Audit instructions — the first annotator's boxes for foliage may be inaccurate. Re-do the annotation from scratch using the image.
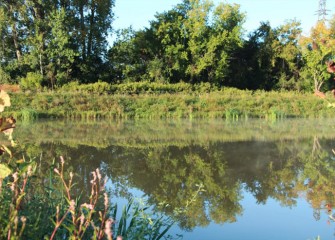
[299,21,335,92]
[0,67,11,84]
[19,72,43,91]
[61,81,112,94]
[6,86,335,120]
[0,0,334,94]
[108,0,246,86]
[0,0,115,85]
[111,199,175,240]
[243,20,302,90]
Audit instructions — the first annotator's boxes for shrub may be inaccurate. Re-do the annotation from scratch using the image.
[20,72,43,91]
[61,81,111,94]
[0,67,11,84]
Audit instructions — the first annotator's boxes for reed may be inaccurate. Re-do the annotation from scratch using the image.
[7,86,335,120]
[18,108,38,122]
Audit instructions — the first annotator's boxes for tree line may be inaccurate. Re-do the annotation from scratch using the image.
[0,0,114,89]
[1,0,335,93]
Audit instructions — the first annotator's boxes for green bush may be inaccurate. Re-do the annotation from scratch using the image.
[20,72,43,91]
[0,67,11,84]
[60,81,111,94]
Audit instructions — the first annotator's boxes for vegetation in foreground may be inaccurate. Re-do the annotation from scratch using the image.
[0,92,176,239]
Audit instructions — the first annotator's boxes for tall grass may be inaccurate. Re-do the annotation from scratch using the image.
[7,86,335,120]
[18,108,38,122]
[0,155,176,239]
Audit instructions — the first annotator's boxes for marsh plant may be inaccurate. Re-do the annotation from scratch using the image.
[0,156,116,239]
[50,159,114,240]
[0,90,175,239]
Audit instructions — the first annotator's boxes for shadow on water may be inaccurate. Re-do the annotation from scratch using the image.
[9,118,335,238]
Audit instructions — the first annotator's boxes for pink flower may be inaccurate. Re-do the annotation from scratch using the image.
[60,156,65,165]
[69,200,76,212]
[96,168,101,180]
[80,214,85,226]
[20,216,26,223]
[27,165,33,176]
[104,193,109,208]
[81,203,94,210]
[91,171,97,183]
[104,218,114,240]
[12,172,18,182]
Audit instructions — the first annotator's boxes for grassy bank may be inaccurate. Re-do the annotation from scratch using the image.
[6,86,335,120]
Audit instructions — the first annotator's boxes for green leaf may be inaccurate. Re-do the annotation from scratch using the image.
[0,163,12,178]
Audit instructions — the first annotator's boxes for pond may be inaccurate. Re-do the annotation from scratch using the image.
[7,119,335,239]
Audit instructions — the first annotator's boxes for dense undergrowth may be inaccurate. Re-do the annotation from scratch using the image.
[7,82,335,120]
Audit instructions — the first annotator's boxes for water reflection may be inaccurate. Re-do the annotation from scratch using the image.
[12,119,335,237]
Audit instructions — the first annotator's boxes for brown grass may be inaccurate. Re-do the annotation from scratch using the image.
[0,84,21,93]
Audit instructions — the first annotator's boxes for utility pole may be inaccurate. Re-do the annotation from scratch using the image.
[316,0,328,21]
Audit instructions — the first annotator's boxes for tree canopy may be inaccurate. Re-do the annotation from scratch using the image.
[1,0,335,93]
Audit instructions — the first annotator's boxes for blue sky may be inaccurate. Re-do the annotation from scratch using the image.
[112,0,335,36]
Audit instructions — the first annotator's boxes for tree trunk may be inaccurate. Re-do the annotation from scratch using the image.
[79,3,86,60]
[11,23,22,62]
[87,1,96,56]
[31,0,45,76]
[9,4,22,62]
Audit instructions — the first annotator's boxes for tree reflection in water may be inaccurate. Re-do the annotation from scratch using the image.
[12,119,335,232]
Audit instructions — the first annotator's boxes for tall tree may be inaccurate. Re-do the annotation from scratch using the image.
[0,1,27,64]
[72,0,115,83]
[229,21,302,91]
[274,20,303,90]
[45,8,77,88]
[0,0,115,87]
[299,21,335,93]
[108,0,245,85]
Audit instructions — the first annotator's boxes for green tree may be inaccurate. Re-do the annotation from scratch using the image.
[299,21,335,92]
[72,0,115,83]
[108,0,245,85]
[0,0,115,87]
[274,20,303,90]
[229,21,302,90]
[108,27,151,82]
[45,8,77,88]
[0,0,28,82]
[205,2,245,86]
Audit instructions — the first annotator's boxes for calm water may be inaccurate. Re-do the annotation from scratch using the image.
[12,119,335,239]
